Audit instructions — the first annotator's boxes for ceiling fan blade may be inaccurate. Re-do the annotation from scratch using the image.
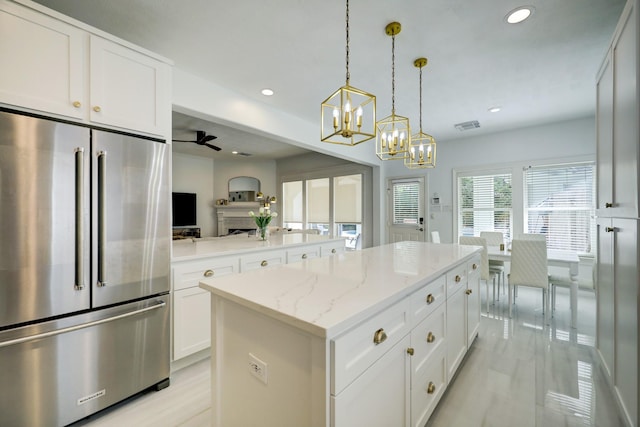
[204,142,222,151]
[202,134,217,143]
[172,139,193,143]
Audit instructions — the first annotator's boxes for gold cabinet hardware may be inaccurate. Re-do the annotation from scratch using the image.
[301,253,307,259]
[260,260,268,267]
[407,347,414,356]
[331,248,337,254]
[605,202,613,208]
[425,294,435,304]
[426,332,435,343]
[203,269,214,278]
[427,382,436,394]
[466,289,472,295]
[93,106,101,112]
[373,328,387,345]
[606,227,615,232]
[455,275,461,283]
[472,263,478,270]
[72,101,81,108]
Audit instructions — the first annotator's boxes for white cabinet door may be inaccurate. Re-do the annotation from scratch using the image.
[333,335,411,427]
[466,259,481,346]
[89,36,170,136]
[0,2,84,118]
[596,51,614,215]
[596,217,615,380]
[446,285,466,380]
[173,287,211,360]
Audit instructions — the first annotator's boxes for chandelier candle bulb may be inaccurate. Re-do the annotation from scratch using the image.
[332,108,339,129]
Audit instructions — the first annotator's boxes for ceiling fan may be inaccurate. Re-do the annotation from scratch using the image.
[173,130,221,151]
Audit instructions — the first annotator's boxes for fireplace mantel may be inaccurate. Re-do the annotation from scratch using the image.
[216,203,262,236]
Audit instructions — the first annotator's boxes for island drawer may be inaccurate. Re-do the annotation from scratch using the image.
[320,240,346,257]
[331,297,411,395]
[409,274,446,325]
[446,263,467,296]
[240,249,286,272]
[286,244,321,263]
[173,256,239,291]
[410,302,446,375]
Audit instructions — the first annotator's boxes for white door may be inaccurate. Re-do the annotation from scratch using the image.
[387,177,426,243]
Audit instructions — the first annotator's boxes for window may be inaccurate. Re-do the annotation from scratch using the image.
[457,172,513,239]
[524,162,595,254]
[282,181,302,230]
[306,178,329,234]
[392,180,420,225]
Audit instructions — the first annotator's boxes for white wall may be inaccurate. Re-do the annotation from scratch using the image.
[172,152,215,236]
[382,116,597,243]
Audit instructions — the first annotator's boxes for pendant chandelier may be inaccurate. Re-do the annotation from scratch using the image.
[405,57,436,169]
[321,0,376,146]
[376,22,411,161]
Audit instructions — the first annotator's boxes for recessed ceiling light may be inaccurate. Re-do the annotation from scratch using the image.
[488,106,501,113]
[232,151,238,155]
[505,6,534,24]
[261,88,274,96]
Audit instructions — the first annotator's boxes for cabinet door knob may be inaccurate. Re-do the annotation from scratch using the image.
[605,202,613,208]
[427,382,436,394]
[73,101,81,108]
[466,289,472,295]
[331,248,337,254]
[472,263,478,270]
[455,275,461,283]
[93,106,102,112]
[425,294,435,304]
[301,253,307,259]
[406,347,414,356]
[373,328,387,345]
[426,332,435,343]
[260,260,268,267]
[606,227,615,233]
[203,269,214,278]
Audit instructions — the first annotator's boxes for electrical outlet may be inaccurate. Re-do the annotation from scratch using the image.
[248,353,268,384]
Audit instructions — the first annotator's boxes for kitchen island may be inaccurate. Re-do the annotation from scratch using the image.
[200,241,481,427]
[171,233,345,362]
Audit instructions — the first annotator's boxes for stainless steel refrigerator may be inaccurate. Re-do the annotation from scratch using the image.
[0,109,171,426]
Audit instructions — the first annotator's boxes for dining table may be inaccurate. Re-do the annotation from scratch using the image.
[487,245,580,328]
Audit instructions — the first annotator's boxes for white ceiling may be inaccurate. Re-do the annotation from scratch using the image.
[32,0,626,160]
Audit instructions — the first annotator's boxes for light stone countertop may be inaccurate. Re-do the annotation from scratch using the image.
[200,241,480,339]
[172,233,344,262]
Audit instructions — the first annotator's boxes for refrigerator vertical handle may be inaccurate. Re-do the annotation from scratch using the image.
[74,148,85,290]
[97,150,107,287]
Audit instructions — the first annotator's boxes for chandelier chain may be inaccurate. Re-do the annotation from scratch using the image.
[419,65,423,131]
[391,34,396,114]
[345,0,350,84]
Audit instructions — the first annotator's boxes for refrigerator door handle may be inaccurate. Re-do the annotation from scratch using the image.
[0,300,166,349]
[74,147,85,290]
[97,150,107,287]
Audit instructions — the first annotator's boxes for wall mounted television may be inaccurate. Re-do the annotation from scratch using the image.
[172,192,197,227]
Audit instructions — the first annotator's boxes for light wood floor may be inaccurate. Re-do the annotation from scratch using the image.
[71,286,624,427]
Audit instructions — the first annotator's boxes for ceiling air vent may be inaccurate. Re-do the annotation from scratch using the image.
[454,120,480,131]
[236,152,252,157]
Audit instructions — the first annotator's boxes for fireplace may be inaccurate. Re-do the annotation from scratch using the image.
[216,204,261,236]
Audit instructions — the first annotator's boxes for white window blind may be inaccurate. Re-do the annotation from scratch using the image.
[334,174,362,223]
[458,173,512,238]
[306,178,329,223]
[392,181,420,225]
[524,163,595,254]
[283,181,302,222]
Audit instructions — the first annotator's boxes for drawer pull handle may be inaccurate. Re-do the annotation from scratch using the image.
[466,289,472,295]
[302,253,307,259]
[203,269,214,278]
[331,248,337,254]
[93,105,102,113]
[426,332,435,343]
[605,202,613,208]
[260,260,268,267]
[73,101,81,108]
[472,263,478,270]
[427,382,436,394]
[426,294,435,304]
[455,275,461,283]
[373,328,387,345]
[407,347,414,356]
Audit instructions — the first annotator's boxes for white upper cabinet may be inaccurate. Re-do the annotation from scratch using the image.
[0,0,171,137]
[0,2,85,119]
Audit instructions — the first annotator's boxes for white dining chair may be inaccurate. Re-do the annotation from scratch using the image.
[515,233,546,241]
[508,238,551,323]
[459,236,497,312]
[480,231,506,297]
[431,231,441,243]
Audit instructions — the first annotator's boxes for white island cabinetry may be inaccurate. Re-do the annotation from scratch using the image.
[171,235,345,361]
[201,242,481,427]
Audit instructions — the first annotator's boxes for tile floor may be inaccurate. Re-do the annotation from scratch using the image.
[72,285,626,427]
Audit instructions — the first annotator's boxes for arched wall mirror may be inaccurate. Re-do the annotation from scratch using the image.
[228,176,261,202]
